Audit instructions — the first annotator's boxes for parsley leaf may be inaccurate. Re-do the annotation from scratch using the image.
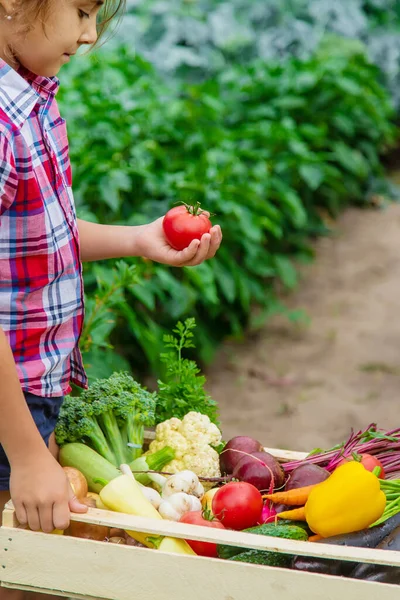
[155,318,219,425]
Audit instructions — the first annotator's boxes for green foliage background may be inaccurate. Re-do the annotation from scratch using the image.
[58,2,399,383]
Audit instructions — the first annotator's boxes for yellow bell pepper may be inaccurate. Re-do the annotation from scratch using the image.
[305,461,386,538]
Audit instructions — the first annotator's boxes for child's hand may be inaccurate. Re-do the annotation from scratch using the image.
[134,217,222,267]
[9,450,87,533]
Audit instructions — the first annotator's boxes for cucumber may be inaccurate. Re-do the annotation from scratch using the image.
[217,523,308,560]
[277,519,313,536]
[231,549,290,568]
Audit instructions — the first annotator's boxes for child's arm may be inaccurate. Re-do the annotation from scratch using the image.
[77,217,222,266]
[0,328,86,532]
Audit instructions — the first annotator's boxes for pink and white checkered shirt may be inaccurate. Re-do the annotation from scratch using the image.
[0,59,88,397]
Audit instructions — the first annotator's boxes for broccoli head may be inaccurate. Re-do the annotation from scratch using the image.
[55,372,157,466]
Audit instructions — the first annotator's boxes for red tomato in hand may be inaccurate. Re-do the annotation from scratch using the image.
[212,482,263,530]
[337,453,386,479]
[162,203,212,250]
[180,511,225,557]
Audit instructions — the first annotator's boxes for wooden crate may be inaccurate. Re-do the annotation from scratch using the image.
[1,447,400,600]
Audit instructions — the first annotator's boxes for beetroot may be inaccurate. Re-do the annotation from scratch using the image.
[285,463,330,491]
[219,436,263,475]
[232,451,285,492]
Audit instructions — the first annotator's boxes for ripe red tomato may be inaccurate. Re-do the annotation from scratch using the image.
[162,203,212,250]
[212,482,263,530]
[337,453,386,479]
[180,511,225,558]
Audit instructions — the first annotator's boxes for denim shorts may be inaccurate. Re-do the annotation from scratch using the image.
[0,392,64,491]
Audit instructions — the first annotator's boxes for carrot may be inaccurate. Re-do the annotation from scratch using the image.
[308,534,323,542]
[263,484,317,506]
[276,507,307,521]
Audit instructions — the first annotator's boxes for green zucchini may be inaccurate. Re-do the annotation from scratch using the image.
[217,523,308,560]
[231,549,290,568]
[59,442,121,493]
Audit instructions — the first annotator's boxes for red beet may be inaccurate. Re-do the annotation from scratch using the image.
[285,463,330,490]
[220,436,263,475]
[232,451,285,492]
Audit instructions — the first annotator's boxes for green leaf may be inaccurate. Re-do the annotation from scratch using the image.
[212,261,236,303]
[274,256,298,289]
[131,283,156,311]
[332,142,369,179]
[299,164,324,190]
[83,348,132,384]
[279,187,307,228]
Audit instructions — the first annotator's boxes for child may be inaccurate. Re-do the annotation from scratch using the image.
[0,2,222,597]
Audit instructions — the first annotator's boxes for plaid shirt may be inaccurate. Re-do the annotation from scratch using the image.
[0,59,88,397]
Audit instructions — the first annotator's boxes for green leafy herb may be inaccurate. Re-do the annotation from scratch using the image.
[155,318,219,425]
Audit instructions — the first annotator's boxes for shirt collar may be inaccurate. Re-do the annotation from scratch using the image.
[0,59,60,128]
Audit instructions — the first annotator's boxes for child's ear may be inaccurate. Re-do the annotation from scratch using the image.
[0,0,16,18]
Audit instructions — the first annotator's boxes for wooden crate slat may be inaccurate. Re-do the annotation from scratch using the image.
[3,504,400,568]
[2,582,104,600]
[1,526,399,600]
[4,503,400,567]
[263,447,308,461]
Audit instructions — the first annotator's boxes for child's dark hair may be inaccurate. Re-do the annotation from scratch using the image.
[19,0,126,44]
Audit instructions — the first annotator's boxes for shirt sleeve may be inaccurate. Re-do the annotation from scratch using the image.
[0,133,17,217]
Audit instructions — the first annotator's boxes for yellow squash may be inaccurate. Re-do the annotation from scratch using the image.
[305,461,386,538]
[158,537,196,555]
[100,474,163,548]
[99,475,196,552]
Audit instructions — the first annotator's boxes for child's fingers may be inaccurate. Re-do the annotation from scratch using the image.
[183,233,211,266]
[25,504,41,531]
[173,238,200,264]
[14,502,28,528]
[191,233,211,264]
[206,225,222,259]
[39,504,56,534]
[52,499,71,531]
[68,485,88,514]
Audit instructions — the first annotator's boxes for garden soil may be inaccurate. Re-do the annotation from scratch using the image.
[206,178,400,454]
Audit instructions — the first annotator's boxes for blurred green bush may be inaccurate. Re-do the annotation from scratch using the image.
[119,0,400,109]
[59,39,396,381]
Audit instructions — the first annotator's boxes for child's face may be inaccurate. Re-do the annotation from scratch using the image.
[1,0,103,77]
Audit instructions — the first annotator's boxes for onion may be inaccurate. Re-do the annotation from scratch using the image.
[68,519,109,541]
[110,528,125,538]
[86,492,100,504]
[80,496,97,509]
[63,466,88,499]
[66,495,109,541]
[108,536,126,545]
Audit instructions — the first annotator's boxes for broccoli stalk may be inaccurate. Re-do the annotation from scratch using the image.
[94,404,128,468]
[121,418,144,462]
[77,416,117,466]
[55,372,158,467]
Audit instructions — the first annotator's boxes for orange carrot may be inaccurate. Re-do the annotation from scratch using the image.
[276,507,307,521]
[308,534,323,542]
[263,484,317,506]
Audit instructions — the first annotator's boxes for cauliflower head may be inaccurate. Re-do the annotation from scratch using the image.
[147,411,222,479]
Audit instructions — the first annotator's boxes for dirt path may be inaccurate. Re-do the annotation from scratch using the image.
[206,192,400,453]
